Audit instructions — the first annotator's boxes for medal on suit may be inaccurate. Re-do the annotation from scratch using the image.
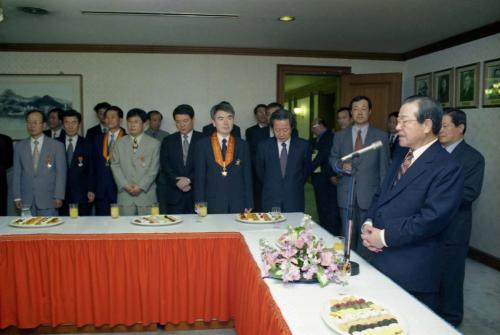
[78,156,84,167]
[45,156,53,168]
[222,163,228,176]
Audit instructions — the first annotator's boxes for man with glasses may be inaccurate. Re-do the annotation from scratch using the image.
[361,96,464,311]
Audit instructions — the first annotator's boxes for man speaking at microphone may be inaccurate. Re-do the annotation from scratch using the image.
[361,96,464,310]
[330,96,389,259]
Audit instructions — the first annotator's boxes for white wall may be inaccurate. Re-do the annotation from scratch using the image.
[0,52,405,135]
[404,33,500,258]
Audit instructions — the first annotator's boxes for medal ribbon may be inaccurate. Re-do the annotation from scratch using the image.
[210,132,235,170]
[102,129,124,161]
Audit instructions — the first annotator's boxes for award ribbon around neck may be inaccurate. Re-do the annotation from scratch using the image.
[102,129,124,163]
[211,133,235,176]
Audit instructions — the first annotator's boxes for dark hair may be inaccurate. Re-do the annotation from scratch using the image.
[314,118,328,128]
[253,104,267,114]
[266,102,283,111]
[443,108,467,134]
[173,104,195,119]
[48,108,64,121]
[126,108,147,122]
[63,109,82,123]
[403,95,442,134]
[388,111,399,119]
[25,109,46,122]
[94,102,111,113]
[147,110,163,120]
[337,107,351,117]
[270,108,296,129]
[104,106,124,119]
[210,101,235,119]
[349,96,372,111]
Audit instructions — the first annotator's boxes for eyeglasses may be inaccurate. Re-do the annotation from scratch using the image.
[396,118,418,127]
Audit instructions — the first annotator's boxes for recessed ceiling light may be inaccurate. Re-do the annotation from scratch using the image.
[17,6,49,15]
[278,15,295,22]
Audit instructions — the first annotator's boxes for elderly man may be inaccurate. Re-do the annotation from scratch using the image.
[361,96,464,310]
[437,108,485,326]
[145,110,170,142]
[13,110,66,215]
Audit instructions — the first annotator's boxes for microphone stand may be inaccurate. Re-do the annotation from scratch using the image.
[334,157,360,276]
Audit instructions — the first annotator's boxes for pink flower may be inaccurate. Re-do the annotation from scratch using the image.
[320,251,334,267]
[294,238,305,249]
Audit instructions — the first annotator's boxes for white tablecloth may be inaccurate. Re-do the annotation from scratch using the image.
[0,213,459,335]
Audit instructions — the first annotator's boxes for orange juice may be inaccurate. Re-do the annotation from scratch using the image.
[111,204,119,219]
[151,204,160,216]
[69,204,79,219]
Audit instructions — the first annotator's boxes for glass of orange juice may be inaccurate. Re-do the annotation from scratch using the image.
[334,236,345,257]
[195,202,207,221]
[69,203,79,219]
[151,203,160,216]
[111,203,120,219]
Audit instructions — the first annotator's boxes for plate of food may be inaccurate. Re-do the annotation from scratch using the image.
[131,215,182,226]
[236,212,286,224]
[321,295,408,335]
[9,216,64,228]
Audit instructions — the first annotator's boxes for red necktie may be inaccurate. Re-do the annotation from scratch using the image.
[354,130,363,151]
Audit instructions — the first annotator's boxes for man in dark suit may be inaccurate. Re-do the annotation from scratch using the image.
[194,101,253,213]
[256,108,310,212]
[85,102,111,142]
[159,104,204,214]
[437,108,485,326]
[43,108,65,139]
[245,103,267,211]
[310,118,340,235]
[329,96,389,257]
[361,96,464,310]
[387,111,400,159]
[58,110,93,216]
[89,106,126,215]
[0,133,13,215]
[202,102,241,138]
[336,107,352,130]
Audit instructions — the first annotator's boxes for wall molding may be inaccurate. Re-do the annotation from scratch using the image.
[468,247,500,272]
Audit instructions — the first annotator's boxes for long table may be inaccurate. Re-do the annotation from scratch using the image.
[0,213,460,334]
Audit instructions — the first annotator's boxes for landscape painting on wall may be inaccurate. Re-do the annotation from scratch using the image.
[0,74,82,140]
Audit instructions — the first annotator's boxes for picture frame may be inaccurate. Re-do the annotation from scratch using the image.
[482,58,500,107]
[414,73,432,97]
[455,63,479,108]
[0,74,83,140]
[433,68,454,108]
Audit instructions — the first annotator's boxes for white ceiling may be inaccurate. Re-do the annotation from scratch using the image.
[1,0,500,54]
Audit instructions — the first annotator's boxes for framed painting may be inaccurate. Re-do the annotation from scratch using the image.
[483,58,500,107]
[414,73,432,97]
[0,74,83,140]
[433,68,454,108]
[455,63,479,108]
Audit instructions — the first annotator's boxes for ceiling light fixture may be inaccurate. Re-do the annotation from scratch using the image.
[81,10,239,19]
[278,16,295,22]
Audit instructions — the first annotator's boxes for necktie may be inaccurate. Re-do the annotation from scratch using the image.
[67,138,74,166]
[132,137,138,153]
[108,133,115,153]
[33,140,40,172]
[394,149,414,186]
[354,129,363,151]
[280,142,288,178]
[52,131,56,138]
[221,138,227,161]
[182,134,189,165]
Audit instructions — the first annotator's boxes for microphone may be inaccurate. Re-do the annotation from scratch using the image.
[340,140,383,162]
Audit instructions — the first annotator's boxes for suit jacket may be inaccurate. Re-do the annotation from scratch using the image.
[85,124,105,142]
[444,140,485,245]
[329,125,390,209]
[145,128,170,143]
[58,135,92,204]
[194,136,253,213]
[160,131,204,205]
[89,128,127,201]
[43,128,65,140]
[0,134,13,215]
[202,124,241,138]
[12,136,67,209]
[365,141,464,293]
[256,137,311,212]
[388,133,401,159]
[111,134,160,206]
[245,124,267,165]
[311,130,335,178]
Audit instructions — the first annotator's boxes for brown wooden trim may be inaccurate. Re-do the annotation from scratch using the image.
[0,43,403,61]
[0,320,234,334]
[468,247,500,272]
[403,20,500,60]
[277,64,351,104]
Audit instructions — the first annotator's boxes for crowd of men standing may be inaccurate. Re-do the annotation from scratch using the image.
[0,94,485,328]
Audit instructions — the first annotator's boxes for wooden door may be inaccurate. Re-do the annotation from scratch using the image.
[340,73,402,130]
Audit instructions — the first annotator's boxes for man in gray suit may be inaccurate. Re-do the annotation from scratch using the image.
[145,110,169,142]
[13,110,67,216]
[437,108,485,326]
[111,108,160,216]
[330,96,389,257]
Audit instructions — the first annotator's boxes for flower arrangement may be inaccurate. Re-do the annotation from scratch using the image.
[260,218,340,287]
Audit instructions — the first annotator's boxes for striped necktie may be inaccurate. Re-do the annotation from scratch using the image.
[394,150,414,186]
